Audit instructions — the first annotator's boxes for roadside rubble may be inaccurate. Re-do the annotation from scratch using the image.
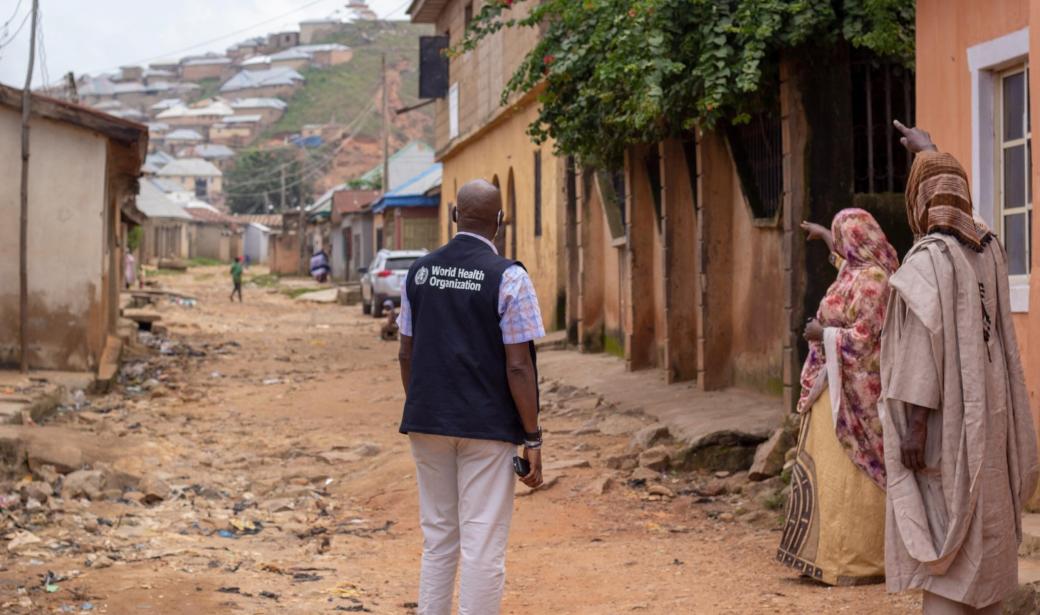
[0,324,396,613]
[526,378,793,528]
[0,330,794,612]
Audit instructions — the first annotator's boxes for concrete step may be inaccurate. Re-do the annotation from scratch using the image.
[535,330,568,351]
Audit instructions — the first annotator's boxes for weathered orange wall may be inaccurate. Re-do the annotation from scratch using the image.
[917,0,1040,427]
[728,170,785,394]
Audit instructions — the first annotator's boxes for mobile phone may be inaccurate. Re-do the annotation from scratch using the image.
[512,456,531,477]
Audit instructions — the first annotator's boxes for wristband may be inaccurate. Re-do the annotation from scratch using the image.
[524,427,542,441]
[523,440,542,450]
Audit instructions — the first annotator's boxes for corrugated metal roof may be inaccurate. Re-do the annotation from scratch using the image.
[271,49,312,61]
[223,114,262,124]
[109,108,147,120]
[220,68,304,93]
[371,163,442,213]
[183,56,232,66]
[193,144,235,158]
[149,177,184,193]
[164,128,204,141]
[185,205,235,224]
[231,97,287,110]
[150,97,183,111]
[234,214,283,228]
[157,158,223,177]
[137,179,193,220]
[156,101,233,119]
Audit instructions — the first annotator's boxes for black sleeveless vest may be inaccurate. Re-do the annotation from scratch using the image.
[399,234,535,444]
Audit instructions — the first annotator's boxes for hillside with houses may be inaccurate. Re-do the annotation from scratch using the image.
[35,4,436,273]
[51,7,430,216]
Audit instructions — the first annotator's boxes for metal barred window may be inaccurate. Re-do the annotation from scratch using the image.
[851,55,915,194]
[725,101,783,223]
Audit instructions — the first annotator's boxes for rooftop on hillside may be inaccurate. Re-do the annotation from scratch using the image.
[220,67,304,93]
[157,158,223,177]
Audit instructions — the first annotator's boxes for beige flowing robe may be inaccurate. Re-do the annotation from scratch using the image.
[880,233,1039,608]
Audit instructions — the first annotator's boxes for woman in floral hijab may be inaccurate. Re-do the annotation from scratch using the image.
[777,208,898,586]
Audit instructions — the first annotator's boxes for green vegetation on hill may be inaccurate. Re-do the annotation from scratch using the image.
[269,20,433,143]
[195,77,222,101]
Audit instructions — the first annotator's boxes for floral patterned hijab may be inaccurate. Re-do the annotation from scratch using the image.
[832,209,899,274]
[797,208,896,489]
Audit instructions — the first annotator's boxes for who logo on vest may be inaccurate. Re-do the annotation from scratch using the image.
[414,266,429,286]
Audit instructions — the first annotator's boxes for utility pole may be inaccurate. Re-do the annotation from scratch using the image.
[280,166,287,211]
[19,0,40,374]
[298,167,306,273]
[64,71,78,104]
[381,53,389,193]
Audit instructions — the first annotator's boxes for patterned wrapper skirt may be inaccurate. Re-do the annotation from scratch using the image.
[776,389,885,586]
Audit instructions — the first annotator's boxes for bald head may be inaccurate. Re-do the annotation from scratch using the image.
[455,179,502,240]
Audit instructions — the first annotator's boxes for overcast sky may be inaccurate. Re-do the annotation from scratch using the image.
[0,0,412,88]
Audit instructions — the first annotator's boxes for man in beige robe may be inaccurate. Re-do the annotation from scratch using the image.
[881,122,1039,614]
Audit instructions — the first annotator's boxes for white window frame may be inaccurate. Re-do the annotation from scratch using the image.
[995,65,1033,291]
[969,27,1031,312]
[448,82,460,140]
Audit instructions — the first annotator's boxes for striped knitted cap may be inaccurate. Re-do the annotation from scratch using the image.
[905,151,984,250]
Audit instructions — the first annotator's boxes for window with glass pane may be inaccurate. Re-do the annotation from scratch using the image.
[998,66,1032,276]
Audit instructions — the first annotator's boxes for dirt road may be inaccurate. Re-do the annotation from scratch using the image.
[0,266,919,614]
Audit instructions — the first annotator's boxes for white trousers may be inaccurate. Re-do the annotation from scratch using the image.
[409,433,516,615]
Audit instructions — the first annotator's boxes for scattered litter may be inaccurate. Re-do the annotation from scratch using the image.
[292,572,322,583]
[45,584,60,593]
[329,583,360,598]
[228,518,262,536]
[262,378,282,386]
[217,587,242,594]
[80,603,94,611]
[259,591,279,601]
[260,563,287,575]
[217,530,237,539]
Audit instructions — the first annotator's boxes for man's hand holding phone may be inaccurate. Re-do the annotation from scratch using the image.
[515,447,543,489]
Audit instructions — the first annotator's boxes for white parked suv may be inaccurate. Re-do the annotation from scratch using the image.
[360,249,427,317]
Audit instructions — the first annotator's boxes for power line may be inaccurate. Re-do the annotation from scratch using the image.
[222,83,382,189]
[223,97,380,199]
[385,0,413,20]
[2,0,25,30]
[0,8,32,50]
[35,8,50,94]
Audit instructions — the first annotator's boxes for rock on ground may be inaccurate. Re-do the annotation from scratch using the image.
[585,475,613,495]
[748,427,795,481]
[62,469,105,500]
[27,439,83,474]
[638,446,671,472]
[138,475,171,505]
[545,458,590,471]
[20,480,53,503]
[627,424,671,453]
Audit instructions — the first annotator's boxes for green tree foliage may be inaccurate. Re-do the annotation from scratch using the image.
[459,0,914,169]
[225,148,317,215]
[127,226,142,251]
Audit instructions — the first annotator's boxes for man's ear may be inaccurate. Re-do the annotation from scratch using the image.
[452,206,458,223]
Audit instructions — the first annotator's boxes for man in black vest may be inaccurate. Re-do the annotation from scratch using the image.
[397,179,544,615]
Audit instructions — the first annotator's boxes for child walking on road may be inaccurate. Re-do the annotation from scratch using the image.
[230,257,243,302]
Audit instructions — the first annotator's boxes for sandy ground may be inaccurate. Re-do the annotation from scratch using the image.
[0,265,921,614]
